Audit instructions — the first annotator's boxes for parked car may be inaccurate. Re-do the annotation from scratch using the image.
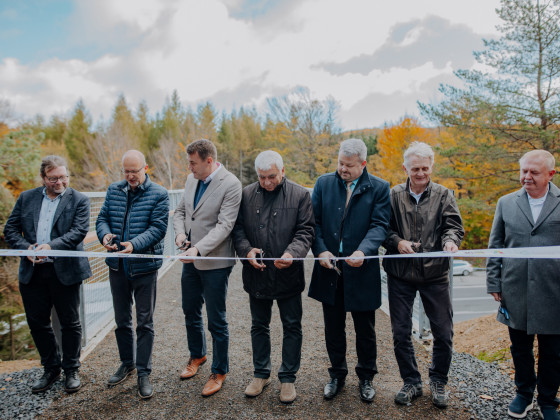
[453,260,474,276]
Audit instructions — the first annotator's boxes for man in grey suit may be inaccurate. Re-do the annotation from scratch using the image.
[4,155,91,394]
[487,150,560,420]
[173,139,242,397]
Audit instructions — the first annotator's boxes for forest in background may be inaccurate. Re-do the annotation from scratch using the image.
[1,0,559,360]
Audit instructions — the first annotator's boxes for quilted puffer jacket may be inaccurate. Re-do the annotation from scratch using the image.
[96,174,169,277]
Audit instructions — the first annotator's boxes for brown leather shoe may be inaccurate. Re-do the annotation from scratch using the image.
[180,356,207,380]
[201,373,226,397]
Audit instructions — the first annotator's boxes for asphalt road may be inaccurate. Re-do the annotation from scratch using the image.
[452,269,498,323]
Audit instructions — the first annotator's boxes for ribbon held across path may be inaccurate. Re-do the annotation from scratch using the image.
[1,246,559,260]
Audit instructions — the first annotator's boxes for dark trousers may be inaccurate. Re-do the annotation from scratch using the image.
[249,294,303,383]
[109,264,158,377]
[509,327,560,408]
[322,278,377,381]
[388,276,453,385]
[19,264,82,372]
[181,264,232,375]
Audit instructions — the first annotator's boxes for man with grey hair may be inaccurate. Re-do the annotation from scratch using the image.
[96,149,169,399]
[487,150,560,420]
[309,138,391,402]
[4,155,91,394]
[383,141,463,409]
[232,150,314,403]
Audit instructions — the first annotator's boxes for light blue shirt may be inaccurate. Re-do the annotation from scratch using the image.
[36,188,65,245]
[339,179,359,253]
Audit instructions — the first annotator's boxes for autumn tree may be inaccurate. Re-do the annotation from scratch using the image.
[266,87,341,185]
[372,117,436,187]
[63,100,92,167]
[420,0,560,192]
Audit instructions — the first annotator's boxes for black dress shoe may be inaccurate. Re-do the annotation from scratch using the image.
[107,364,136,386]
[64,370,81,393]
[138,376,153,399]
[359,379,375,402]
[324,378,345,400]
[32,369,61,394]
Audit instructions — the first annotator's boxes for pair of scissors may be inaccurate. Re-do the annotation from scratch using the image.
[330,258,342,276]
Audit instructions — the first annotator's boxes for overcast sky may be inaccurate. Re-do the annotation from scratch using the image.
[0,0,502,130]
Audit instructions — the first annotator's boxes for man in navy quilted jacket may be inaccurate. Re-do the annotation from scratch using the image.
[96,150,169,399]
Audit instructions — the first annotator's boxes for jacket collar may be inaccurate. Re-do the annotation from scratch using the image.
[335,167,372,195]
[405,178,432,201]
[515,182,560,228]
[119,173,152,194]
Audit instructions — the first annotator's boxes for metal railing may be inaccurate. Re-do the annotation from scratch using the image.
[78,189,184,348]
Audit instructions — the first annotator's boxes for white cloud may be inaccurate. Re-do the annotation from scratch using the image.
[0,0,502,128]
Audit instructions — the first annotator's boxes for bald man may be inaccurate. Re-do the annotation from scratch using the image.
[96,150,169,399]
[487,150,560,419]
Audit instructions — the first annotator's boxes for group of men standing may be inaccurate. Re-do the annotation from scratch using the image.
[3,139,559,419]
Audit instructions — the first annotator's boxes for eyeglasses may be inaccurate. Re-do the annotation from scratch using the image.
[46,175,69,183]
[121,168,144,175]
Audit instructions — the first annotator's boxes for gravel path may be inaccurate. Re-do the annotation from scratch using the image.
[0,261,549,419]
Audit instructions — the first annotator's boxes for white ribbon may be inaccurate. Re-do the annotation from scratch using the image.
[1,246,559,260]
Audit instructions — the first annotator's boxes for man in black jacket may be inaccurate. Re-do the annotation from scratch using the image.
[383,142,463,409]
[232,150,314,404]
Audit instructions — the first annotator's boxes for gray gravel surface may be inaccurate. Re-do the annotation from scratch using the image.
[1,261,551,419]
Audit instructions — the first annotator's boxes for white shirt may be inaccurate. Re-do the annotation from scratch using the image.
[202,162,222,184]
[409,186,426,203]
[527,185,549,223]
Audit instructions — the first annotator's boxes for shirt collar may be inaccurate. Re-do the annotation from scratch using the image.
[42,187,66,201]
[527,184,549,204]
[203,162,222,184]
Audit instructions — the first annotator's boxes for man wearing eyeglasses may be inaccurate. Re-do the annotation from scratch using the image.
[487,150,560,420]
[96,150,169,399]
[4,155,92,394]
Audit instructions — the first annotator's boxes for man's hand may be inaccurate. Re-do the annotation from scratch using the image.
[247,248,266,271]
[274,252,293,269]
[179,246,199,264]
[27,243,52,263]
[490,292,502,302]
[175,233,188,248]
[397,240,419,254]
[118,241,134,254]
[102,234,118,251]
[318,251,335,269]
[26,243,37,263]
[345,250,365,267]
[443,241,458,253]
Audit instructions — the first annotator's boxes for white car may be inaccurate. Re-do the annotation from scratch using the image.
[453,260,474,276]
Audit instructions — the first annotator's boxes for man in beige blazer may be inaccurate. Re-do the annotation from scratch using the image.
[173,139,242,397]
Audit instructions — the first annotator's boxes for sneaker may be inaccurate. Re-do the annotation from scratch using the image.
[395,383,423,405]
[507,394,533,418]
[430,381,448,409]
[244,377,271,397]
[107,364,136,387]
[539,405,560,420]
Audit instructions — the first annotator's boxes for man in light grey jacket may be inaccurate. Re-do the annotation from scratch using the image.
[487,150,560,420]
[173,139,242,397]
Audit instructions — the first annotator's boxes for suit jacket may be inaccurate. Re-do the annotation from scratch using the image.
[308,168,391,312]
[486,181,560,334]
[173,166,242,270]
[4,187,92,285]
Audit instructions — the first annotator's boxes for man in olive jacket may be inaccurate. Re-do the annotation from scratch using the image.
[487,150,560,420]
[308,138,390,403]
[232,150,314,404]
[383,142,463,409]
